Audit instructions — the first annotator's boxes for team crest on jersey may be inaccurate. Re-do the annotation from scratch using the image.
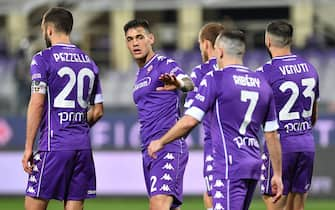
[146,65,153,74]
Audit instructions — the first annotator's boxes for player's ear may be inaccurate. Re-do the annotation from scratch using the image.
[148,33,155,45]
[204,40,210,51]
[219,47,224,59]
[46,24,53,37]
[265,33,271,48]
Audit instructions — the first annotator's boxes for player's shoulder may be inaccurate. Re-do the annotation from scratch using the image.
[155,54,184,74]
[256,59,273,73]
[190,64,202,79]
[156,54,179,66]
[31,48,52,66]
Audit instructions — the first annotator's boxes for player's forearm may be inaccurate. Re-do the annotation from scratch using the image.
[87,103,104,127]
[179,77,194,92]
[25,95,45,151]
[264,131,282,177]
[160,115,198,145]
[311,100,318,127]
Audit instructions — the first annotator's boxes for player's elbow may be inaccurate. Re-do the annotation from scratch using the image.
[29,94,45,110]
[181,115,199,130]
[94,104,104,120]
[264,130,279,143]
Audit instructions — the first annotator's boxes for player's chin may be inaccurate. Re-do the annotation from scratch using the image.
[133,53,146,60]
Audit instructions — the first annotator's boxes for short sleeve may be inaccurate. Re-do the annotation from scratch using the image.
[30,51,48,84]
[185,71,217,122]
[263,91,279,132]
[184,66,201,108]
[159,56,188,80]
[90,63,103,105]
[315,73,320,102]
[257,62,272,85]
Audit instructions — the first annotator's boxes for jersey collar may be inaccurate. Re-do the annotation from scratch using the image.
[272,54,297,60]
[143,54,158,69]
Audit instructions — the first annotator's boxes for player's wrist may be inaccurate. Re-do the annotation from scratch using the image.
[177,78,188,92]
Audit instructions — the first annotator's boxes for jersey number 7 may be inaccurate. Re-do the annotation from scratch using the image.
[239,90,259,135]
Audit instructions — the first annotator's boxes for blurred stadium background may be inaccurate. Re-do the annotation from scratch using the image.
[0,0,335,209]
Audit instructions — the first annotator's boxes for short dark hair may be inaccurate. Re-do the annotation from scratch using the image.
[43,7,73,35]
[200,22,225,47]
[266,20,293,46]
[123,19,151,34]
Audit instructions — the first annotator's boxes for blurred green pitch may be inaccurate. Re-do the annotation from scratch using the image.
[1,196,335,210]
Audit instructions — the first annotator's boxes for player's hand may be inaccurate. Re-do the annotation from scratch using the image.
[156,73,180,91]
[22,149,34,174]
[270,174,283,203]
[148,140,164,159]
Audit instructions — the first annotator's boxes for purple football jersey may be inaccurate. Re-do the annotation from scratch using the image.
[30,44,103,151]
[185,58,217,193]
[133,54,188,152]
[185,65,278,180]
[258,54,319,152]
[185,58,217,148]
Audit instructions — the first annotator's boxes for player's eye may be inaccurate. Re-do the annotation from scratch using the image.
[137,35,144,40]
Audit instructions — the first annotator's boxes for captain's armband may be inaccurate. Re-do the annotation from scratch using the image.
[31,80,47,94]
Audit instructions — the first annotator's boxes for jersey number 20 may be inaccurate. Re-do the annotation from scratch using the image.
[54,67,95,109]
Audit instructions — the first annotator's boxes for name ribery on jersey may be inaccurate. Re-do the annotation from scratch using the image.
[233,74,260,88]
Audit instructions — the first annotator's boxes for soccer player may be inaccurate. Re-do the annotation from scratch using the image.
[21,7,104,210]
[123,19,194,210]
[184,22,224,210]
[258,20,319,210]
[148,30,283,210]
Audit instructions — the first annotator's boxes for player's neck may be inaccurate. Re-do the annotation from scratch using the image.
[207,48,216,60]
[220,57,243,69]
[271,48,292,58]
[51,35,71,46]
[137,50,155,68]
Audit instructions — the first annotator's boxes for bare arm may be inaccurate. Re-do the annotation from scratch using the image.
[87,103,104,127]
[264,130,283,203]
[22,93,45,174]
[156,73,194,92]
[311,100,318,127]
[148,115,199,158]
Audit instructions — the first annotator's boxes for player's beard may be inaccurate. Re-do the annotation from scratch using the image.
[44,33,52,48]
[266,46,273,59]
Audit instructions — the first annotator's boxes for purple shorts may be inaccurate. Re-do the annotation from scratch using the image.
[261,151,314,195]
[143,151,189,208]
[212,177,258,210]
[25,150,96,201]
[203,147,214,196]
